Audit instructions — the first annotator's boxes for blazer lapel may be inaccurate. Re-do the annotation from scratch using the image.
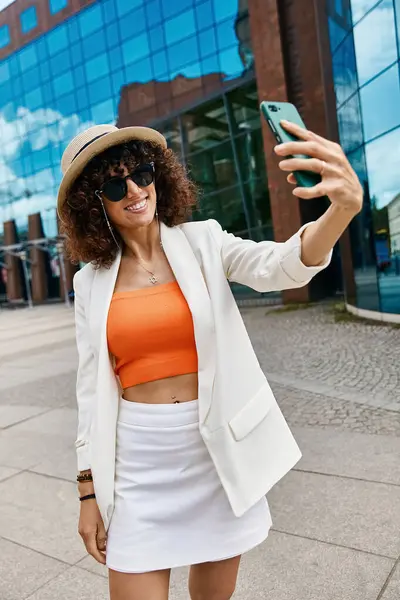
[161,223,216,423]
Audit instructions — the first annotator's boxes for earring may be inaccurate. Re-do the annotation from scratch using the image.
[155,202,163,250]
[95,191,120,250]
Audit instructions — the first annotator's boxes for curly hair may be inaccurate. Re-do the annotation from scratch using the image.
[59,140,197,269]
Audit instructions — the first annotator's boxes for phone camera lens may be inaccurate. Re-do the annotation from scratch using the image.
[268,105,278,112]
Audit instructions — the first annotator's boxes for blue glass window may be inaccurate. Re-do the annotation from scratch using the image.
[162,0,194,19]
[125,57,153,83]
[102,0,117,22]
[351,0,380,24]
[216,18,238,51]
[88,76,112,104]
[71,43,83,67]
[76,86,90,111]
[82,30,107,60]
[18,45,38,72]
[149,25,165,52]
[9,55,19,77]
[122,33,150,66]
[79,4,103,37]
[20,6,38,34]
[165,9,196,44]
[111,69,125,95]
[219,46,242,79]
[119,7,145,40]
[115,0,143,17]
[32,147,51,172]
[195,1,214,30]
[106,22,120,48]
[46,25,69,55]
[214,0,238,22]
[328,16,349,53]
[53,71,74,96]
[0,61,10,84]
[39,61,51,82]
[360,64,400,142]
[23,65,40,92]
[145,0,162,26]
[0,25,10,49]
[1,81,12,104]
[199,27,217,58]
[49,0,68,15]
[152,49,168,78]
[353,0,398,85]
[85,54,110,83]
[109,46,123,70]
[36,38,47,62]
[337,92,364,152]
[42,81,53,104]
[68,18,80,44]
[25,87,43,110]
[331,31,358,107]
[91,98,116,124]
[168,36,199,72]
[49,49,71,78]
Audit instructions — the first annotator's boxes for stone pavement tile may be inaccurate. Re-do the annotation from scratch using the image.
[268,470,400,558]
[0,471,86,564]
[30,446,77,483]
[76,555,108,579]
[0,537,66,600]
[381,564,400,600]
[0,405,50,429]
[234,531,394,600]
[0,350,77,392]
[169,532,393,600]
[293,427,400,485]
[8,407,77,438]
[0,428,71,469]
[26,566,109,600]
[0,465,21,482]
[2,371,75,408]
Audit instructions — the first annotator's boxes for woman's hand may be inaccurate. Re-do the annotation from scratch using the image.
[78,498,107,565]
[274,120,363,216]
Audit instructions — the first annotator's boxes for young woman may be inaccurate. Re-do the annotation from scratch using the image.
[58,122,362,600]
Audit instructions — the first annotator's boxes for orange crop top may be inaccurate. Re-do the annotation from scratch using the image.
[107,281,198,388]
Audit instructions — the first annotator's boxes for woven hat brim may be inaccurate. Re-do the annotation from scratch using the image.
[57,126,167,215]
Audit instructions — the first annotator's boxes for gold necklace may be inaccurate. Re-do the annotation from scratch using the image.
[135,257,158,285]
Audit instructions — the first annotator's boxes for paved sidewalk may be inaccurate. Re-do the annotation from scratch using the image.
[0,303,399,599]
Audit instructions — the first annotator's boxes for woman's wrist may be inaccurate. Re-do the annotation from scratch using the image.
[78,480,94,495]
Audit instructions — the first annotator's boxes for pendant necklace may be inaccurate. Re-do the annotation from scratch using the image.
[136,258,158,285]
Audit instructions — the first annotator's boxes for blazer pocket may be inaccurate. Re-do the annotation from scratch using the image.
[229,383,274,441]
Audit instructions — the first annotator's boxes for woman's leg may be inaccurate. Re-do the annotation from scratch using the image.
[188,556,241,600]
[109,568,171,600]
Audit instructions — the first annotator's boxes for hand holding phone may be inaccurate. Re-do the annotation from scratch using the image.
[260,101,321,189]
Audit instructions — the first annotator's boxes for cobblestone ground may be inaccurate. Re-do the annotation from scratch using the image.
[242,304,400,418]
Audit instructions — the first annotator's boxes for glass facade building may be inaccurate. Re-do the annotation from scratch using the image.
[328,0,400,314]
[0,0,398,315]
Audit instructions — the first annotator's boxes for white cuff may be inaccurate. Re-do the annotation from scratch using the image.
[279,222,332,284]
[76,443,91,472]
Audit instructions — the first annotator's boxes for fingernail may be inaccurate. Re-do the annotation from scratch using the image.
[274,144,283,151]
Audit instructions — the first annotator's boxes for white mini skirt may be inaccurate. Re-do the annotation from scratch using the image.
[106,398,272,573]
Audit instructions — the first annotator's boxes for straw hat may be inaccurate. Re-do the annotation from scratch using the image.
[57,124,167,214]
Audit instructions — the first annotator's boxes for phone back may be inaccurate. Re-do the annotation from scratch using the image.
[260,101,321,189]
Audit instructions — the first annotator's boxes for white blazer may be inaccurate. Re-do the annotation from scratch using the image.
[73,219,331,531]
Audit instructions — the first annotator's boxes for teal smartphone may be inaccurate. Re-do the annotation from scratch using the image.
[260,101,321,189]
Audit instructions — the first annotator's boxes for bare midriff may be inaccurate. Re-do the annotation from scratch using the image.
[122,372,199,404]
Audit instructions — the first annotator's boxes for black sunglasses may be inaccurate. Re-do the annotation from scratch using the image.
[96,162,155,202]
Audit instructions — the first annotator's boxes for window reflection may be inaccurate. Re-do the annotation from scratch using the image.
[78,4,104,37]
[365,127,400,313]
[49,0,68,15]
[337,92,364,152]
[331,32,358,106]
[351,0,382,23]
[0,25,10,49]
[20,6,38,34]
[353,0,398,85]
[360,64,400,142]
[182,98,229,154]
[165,10,196,45]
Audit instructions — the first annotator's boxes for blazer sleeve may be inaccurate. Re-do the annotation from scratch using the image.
[73,271,96,471]
[208,219,332,293]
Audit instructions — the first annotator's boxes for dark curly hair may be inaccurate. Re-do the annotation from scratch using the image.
[59,140,197,269]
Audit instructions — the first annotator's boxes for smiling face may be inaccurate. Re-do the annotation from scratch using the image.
[101,163,157,231]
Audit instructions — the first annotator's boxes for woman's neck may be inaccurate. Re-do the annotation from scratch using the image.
[121,220,161,262]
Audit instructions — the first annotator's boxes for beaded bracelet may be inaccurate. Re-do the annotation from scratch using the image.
[80,493,96,502]
[77,473,93,483]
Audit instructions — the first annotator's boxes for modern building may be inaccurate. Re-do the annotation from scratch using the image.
[0,0,399,318]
